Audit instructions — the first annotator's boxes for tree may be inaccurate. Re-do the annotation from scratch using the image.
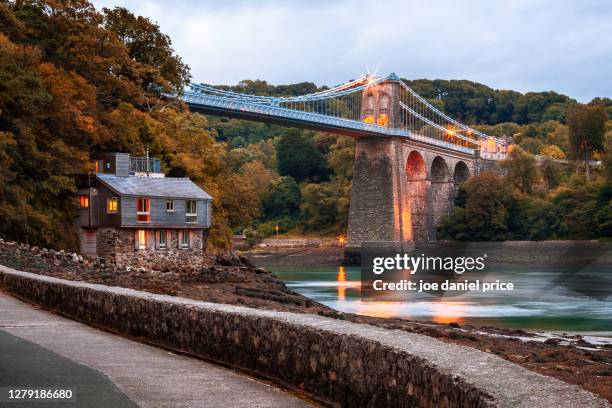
[438,171,513,240]
[102,7,190,93]
[276,129,329,182]
[540,144,566,159]
[604,131,612,184]
[217,174,260,230]
[300,183,338,230]
[240,161,276,201]
[567,104,607,179]
[262,177,301,219]
[518,137,543,155]
[541,158,561,190]
[501,146,539,194]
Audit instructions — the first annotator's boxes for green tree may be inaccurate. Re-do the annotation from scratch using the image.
[541,158,561,190]
[501,146,539,193]
[518,137,543,155]
[262,176,301,219]
[439,171,513,240]
[603,131,612,184]
[300,183,338,230]
[567,104,607,179]
[276,129,329,182]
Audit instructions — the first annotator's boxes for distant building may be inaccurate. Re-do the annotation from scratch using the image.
[75,153,212,266]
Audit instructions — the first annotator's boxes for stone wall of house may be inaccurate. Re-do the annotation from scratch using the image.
[0,239,180,294]
[97,227,207,273]
[0,266,607,408]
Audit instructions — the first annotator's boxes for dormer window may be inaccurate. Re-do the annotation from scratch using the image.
[137,198,150,222]
[79,195,89,208]
[186,200,197,223]
[107,197,118,213]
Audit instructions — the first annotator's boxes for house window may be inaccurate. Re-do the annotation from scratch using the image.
[107,197,118,213]
[180,229,190,249]
[186,200,197,223]
[79,195,89,208]
[135,229,147,250]
[158,229,167,248]
[166,199,174,212]
[137,198,150,222]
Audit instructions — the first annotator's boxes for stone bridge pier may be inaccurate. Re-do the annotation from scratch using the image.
[346,136,474,256]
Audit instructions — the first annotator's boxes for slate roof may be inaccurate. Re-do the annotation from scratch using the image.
[97,174,212,200]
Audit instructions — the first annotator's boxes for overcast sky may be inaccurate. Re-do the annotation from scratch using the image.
[90,0,612,102]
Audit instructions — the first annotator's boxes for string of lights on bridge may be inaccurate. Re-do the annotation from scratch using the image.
[182,73,507,156]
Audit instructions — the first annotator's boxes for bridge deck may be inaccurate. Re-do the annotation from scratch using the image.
[183,94,475,155]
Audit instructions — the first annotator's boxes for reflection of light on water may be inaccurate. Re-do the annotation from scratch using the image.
[354,301,407,318]
[335,266,360,303]
[337,266,346,302]
[431,301,466,325]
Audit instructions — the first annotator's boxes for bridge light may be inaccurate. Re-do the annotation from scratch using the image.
[377,114,388,127]
[364,115,374,124]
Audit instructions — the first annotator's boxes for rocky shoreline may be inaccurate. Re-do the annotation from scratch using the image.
[0,239,610,403]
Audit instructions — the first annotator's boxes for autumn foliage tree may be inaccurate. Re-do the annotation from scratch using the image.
[567,104,607,179]
[0,1,258,249]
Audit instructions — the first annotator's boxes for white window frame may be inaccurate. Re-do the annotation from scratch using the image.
[166,199,174,212]
[185,200,197,223]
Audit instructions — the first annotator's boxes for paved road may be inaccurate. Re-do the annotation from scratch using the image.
[0,291,312,408]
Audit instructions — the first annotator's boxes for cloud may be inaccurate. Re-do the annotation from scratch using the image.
[91,0,612,101]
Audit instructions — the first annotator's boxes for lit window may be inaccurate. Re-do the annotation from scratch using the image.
[377,114,388,127]
[135,229,147,250]
[166,199,174,212]
[185,200,197,223]
[137,198,150,222]
[181,229,190,249]
[158,229,167,248]
[79,195,89,208]
[107,197,118,213]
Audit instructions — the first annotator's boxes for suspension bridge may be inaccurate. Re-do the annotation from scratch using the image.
[181,73,509,250]
[182,73,507,159]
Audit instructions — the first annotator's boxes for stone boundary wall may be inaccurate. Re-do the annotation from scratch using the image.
[258,239,321,248]
[0,266,608,408]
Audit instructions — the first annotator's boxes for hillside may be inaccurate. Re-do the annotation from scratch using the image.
[1,1,611,250]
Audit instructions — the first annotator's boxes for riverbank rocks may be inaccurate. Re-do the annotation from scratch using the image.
[0,238,181,295]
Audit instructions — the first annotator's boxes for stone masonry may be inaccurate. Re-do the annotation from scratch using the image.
[97,228,207,271]
[0,267,608,408]
[347,136,475,252]
[346,77,476,254]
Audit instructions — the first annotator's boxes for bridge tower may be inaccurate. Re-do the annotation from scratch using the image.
[345,75,473,260]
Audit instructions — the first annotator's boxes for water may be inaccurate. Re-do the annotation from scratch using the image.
[267,264,612,335]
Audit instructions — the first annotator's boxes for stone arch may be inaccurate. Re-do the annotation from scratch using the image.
[405,151,429,241]
[453,161,470,184]
[431,156,450,182]
[430,156,453,239]
[406,151,427,181]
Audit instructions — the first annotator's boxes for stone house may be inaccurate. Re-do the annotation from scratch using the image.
[75,152,212,267]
